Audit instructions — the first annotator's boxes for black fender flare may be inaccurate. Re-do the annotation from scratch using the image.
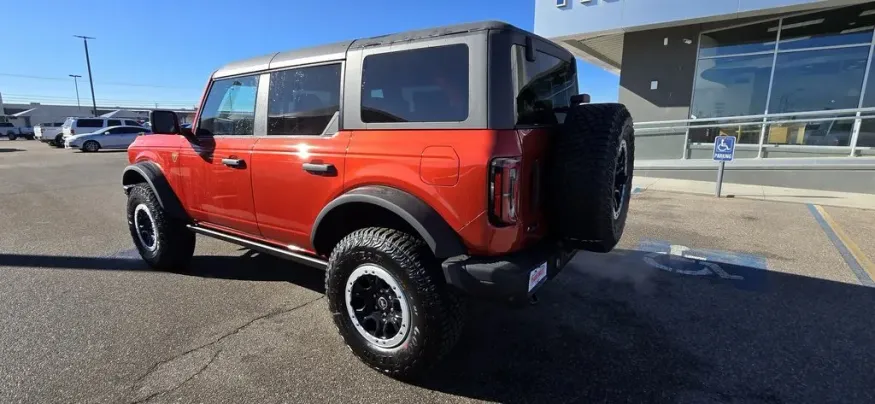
[121,162,188,220]
[311,186,466,259]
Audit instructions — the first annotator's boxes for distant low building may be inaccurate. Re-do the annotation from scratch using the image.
[0,101,196,126]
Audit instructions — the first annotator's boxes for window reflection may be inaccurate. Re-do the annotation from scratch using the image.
[768,47,868,114]
[691,55,773,119]
[778,4,875,50]
[699,21,778,57]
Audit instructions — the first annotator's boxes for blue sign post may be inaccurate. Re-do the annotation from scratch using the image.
[712,135,736,197]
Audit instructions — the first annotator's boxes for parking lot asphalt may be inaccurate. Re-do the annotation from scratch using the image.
[2,139,874,404]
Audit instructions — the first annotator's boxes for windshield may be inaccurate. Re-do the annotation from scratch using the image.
[62,117,75,128]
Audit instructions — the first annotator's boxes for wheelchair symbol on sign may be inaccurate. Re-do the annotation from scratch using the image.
[642,244,744,280]
[716,137,731,152]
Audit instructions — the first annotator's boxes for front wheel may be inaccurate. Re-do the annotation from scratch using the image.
[7,133,16,141]
[325,227,466,380]
[126,184,195,270]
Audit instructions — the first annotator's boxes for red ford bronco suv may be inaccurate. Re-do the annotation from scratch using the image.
[123,21,634,379]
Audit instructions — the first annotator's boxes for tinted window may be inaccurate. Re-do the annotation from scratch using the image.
[699,21,779,57]
[779,5,875,50]
[108,120,122,126]
[361,44,469,123]
[267,63,341,136]
[197,75,259,137]
[125,120,140,126]
[77,119,104,128]
[512,46,577,126]
[0,123,12,127]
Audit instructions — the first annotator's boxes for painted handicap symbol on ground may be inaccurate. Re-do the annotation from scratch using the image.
[637,239,768,290]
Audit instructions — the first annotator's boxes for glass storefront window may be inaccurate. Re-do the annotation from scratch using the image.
[778,4,875,50]
[699,21,778,57]
[691,54,773,119]
[768,46,868,114]
[765,116,856,147]
[857,119,875,147]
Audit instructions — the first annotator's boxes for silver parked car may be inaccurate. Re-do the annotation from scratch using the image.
[64,125,152,152]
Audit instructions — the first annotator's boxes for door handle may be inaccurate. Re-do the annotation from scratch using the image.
[222,158,245,168]
[302,163,335,175]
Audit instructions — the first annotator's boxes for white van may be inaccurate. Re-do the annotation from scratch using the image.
[61,117,143,146]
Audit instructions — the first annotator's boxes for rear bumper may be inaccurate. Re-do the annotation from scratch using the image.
[441,243,576,304]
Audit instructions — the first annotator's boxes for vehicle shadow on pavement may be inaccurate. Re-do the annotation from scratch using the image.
[0,249,325,294]
[0,148,24,153]
[416,249,875,403]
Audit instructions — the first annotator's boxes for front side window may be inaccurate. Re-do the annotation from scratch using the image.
[197,75,260,137]
[125,120,140,126]
[512,46,577,126]
[361,44,469,123]
[267,63,341,136]
[108,119,122,126]
[77,119,104,128]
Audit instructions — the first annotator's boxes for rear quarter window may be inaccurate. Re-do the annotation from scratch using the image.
[361,44,469,123]
[77,119,104,128]
[512,45,577,126]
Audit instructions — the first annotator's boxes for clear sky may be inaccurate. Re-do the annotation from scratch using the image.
[1,0,619,109]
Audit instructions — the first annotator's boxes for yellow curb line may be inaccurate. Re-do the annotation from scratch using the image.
[814,204,875,282]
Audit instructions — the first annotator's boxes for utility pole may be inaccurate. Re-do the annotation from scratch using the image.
[74,35,98,117]
[68,74,82,111]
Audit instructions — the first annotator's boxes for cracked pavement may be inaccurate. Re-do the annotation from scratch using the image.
[2,140,875,403]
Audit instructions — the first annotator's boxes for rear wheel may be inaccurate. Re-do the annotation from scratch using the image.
[126,184,195,270]
[83,140,100,152]
[7,133,16,141]
[547,103,635,253]
[54,135,64,148]
[325,227,466,380]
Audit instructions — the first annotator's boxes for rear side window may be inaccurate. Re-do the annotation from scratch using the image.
[0,123,12,127]
[197,75,260,137]
[267,63,341,136]
[125,120,140,126]
[361,44,469,123]
[77,119,104,128]
[512,45,577,126]
[108,119,122,126]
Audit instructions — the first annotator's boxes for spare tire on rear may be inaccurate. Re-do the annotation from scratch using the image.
[547,103,634,253]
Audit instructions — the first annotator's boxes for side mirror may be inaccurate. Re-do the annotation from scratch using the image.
[150,110,197,144]
[150,110,180,134]
[570,94,591,104]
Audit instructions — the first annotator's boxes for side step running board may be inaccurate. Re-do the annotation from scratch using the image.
[186,225,328,269]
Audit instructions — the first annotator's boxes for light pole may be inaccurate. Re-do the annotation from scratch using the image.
[73,35,98,117]
[68,74,82,112]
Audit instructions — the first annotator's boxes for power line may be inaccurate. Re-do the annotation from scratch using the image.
[0,73,202,90]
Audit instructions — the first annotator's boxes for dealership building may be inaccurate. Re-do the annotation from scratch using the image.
[536,0,875,193]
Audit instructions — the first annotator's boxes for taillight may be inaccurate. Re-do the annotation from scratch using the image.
[489,157,521,226]
[70,129,75,135]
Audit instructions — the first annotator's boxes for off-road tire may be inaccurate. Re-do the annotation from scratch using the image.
[547,103,635,253]
[126,184,195,270]
[325,227,466,380]
[54,135,64,148]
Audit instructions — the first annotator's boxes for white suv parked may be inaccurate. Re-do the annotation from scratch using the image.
[60,117,143,148]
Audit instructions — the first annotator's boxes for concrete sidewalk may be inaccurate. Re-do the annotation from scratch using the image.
[633,176,875,211]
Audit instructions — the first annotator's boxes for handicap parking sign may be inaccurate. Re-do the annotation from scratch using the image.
[713,135,736,161]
